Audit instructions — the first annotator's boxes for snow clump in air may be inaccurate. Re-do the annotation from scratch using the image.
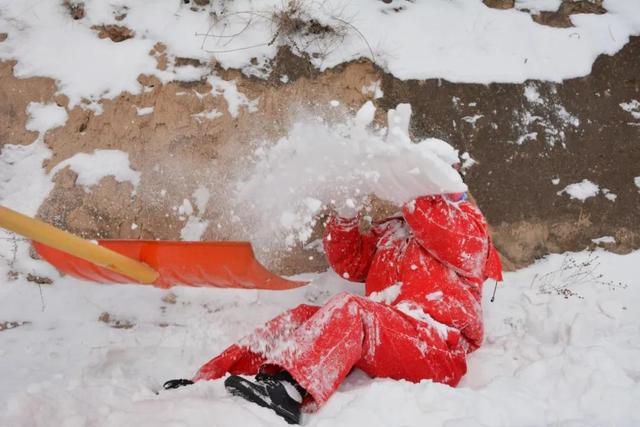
[231,102,466,253]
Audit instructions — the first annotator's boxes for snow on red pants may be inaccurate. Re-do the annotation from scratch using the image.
[193,292,467,408]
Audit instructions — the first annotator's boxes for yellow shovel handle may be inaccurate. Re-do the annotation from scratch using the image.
[0,205,159,284]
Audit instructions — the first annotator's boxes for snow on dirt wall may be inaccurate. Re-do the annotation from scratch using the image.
[0,250,638,426]
[0,100,144,283]
[1,0,640,107]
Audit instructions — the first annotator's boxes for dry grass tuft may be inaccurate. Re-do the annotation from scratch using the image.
[0,321,30,332]
[63,0,85,20]
[197,0,373,63]
[92,25,135,43]
[98,311,135,329]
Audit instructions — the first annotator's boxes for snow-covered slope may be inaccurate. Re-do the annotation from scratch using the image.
[1,0,640,105]
[0,250,638,426]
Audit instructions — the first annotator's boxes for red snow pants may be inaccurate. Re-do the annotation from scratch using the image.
[193,292,466,408]
[193,195,501,409]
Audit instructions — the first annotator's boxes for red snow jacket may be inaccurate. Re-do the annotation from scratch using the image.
[323,194,502,351]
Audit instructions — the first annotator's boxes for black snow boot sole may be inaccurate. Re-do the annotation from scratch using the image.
[163,378,194,390]
[224,375,301,425]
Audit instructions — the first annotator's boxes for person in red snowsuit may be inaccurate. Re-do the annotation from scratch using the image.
[164,193,502,424]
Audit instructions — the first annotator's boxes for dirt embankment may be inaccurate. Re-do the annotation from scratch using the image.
[1,47,381,274]
[378,37,640,270]
[1,35,639,275]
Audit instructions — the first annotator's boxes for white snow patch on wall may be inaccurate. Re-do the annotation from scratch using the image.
[602,188,617,202]
[207,75,259,118]
[80,101,104,116]
[136,107,154,116]
[0,140,58,278]
[516,132,538,145]
[192,109,223,121]
[0,1,157,106]
[0,142,54,216]
[513,82,581,148]
[50,150,141,192]
[524,84,544,105]
[619,100,640,119]
[635,176,640,191]
[592,236,615,244]
[515,0,562,13]
[172,65,208,82]
[558,179,600,201]
[462,115,484,126]
[25,102,68,135]
[556,105,580,127]
[2,100,67,220]
[460,152,476,170]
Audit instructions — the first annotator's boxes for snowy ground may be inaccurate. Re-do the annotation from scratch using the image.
[0,249,639,426]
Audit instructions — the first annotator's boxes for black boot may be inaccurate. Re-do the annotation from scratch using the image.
[163,378,194,390]
[224,371,306,425]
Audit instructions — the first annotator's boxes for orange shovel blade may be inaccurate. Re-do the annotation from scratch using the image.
[33,240,306,290]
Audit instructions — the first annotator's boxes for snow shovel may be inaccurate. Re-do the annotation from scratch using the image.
[0,205,306,290]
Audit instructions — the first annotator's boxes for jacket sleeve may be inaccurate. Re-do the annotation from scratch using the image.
[402,195,490,281]
[323,215,378,282]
